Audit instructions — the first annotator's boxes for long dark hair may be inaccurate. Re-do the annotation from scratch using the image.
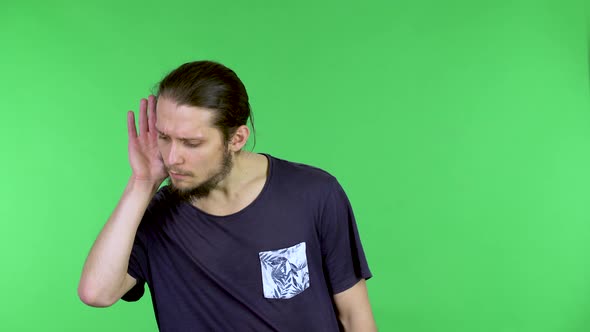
[156,60,256,150]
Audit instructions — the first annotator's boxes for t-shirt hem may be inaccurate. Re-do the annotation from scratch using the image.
[127,267,144,283]
[331,271,373,295]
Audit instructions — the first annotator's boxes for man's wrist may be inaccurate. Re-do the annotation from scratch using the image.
[128,176,161,195]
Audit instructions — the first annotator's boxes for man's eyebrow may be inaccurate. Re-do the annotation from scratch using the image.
[155,128,204,141]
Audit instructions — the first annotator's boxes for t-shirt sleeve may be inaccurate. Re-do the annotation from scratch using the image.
[121,227,148,302]
[121,187,168,301]
[319,179,372,295]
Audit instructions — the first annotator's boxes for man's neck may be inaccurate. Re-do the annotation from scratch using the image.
[191,152,268,215]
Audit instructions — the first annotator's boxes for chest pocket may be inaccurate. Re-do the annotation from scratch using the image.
[258,242,310,299]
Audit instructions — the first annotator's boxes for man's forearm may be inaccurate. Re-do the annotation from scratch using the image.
[334,279,377,332]
[340,313,378,332]
[78,177,158,306]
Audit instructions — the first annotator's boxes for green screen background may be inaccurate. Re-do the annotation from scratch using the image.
[1,0,589,331]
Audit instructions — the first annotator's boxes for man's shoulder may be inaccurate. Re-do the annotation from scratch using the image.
[143,185,175,215]
[266,154,340,191]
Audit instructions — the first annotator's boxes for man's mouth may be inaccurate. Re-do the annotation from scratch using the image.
[170,171,189,178]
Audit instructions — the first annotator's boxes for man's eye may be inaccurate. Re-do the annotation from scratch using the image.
[185,142,200,148]
[158,135,168,140]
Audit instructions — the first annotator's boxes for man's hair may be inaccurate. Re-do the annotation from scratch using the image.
[155,60,255,150]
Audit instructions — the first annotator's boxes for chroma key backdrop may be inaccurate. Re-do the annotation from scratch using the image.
[0,0,589,331]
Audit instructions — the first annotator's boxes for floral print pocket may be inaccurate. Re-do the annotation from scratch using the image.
[259,242,310,299]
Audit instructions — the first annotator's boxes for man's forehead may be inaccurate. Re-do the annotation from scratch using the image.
[155,128,206,140]
[155,99,215,139]
[154,122,209,140]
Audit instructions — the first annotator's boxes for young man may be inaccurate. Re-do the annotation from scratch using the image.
[78,61,376,331]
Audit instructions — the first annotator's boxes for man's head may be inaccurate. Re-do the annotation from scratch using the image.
[154,60,255,202]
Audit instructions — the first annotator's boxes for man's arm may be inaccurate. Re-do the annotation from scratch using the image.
[77,177,158,307]
[333,279,377,332]
[78,95,166,307]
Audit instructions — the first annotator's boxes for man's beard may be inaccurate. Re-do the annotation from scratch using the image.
[165,148,233,203]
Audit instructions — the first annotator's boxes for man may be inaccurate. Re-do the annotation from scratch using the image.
[78,60,376,331]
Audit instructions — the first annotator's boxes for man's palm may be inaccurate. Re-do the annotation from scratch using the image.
[127,95,167,184]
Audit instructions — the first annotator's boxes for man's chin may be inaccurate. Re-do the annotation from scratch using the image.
[170,178,188,187]
[166,178,193,193]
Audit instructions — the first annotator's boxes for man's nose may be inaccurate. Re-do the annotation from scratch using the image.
[167,142,184,165]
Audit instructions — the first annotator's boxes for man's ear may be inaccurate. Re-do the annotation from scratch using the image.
[228,125,250,152]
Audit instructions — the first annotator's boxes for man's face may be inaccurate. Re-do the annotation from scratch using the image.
[155,97,233,202]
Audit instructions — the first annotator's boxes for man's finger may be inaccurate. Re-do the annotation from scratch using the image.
[127,111,138,143]
[139,98,148,135]
[148,95,157,136]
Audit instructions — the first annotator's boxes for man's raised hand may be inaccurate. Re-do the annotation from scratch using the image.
[127,95,167,186]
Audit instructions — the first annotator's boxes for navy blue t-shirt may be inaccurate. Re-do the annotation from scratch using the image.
[122,153,372,331]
